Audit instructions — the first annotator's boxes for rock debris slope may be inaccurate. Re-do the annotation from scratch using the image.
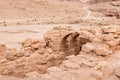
[0,26,120,80]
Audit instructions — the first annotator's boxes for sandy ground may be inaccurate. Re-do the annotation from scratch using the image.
[0,0,85,20]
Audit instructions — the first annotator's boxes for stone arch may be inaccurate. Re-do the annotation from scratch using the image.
[70,32,81,55]
[71,32,80,47]
[60,33,73,51]
[60,32,81,55]
[60,32,91,55]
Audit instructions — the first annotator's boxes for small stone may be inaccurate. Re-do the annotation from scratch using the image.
[53,26,61,30]
[95,45,112,56]
[22,39,32,47]
[66,55,75,59]
[32,44,39,49]
[105,40,118,47]
[32,40,40,44]
[102,27,117,33]
[79,30,91,37]
[38,48,45,54]
[79,51,87,54]
[63,62,80,69]
[94,61,107,70]
[47,48,53,53]
[15,52,24,57]
[25,71,40,78]
[0,58,8,63]
[81,43,95,53]
[15,63,25,68]
[88,77,96,80]
[113,34,119,38]
[24,53,30,57]
[95,32,103,38]
[92,37,103,43]
[47,66,63,73]
[103,34,114,41]
[4,51,17,61]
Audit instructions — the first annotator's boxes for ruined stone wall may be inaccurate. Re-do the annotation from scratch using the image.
[44,26,76,51]
[0,25,120,79]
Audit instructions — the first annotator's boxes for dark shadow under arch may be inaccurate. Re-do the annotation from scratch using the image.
[60,32,91,55]
[60,33,73,50]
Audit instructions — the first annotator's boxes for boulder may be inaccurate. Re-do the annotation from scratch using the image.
[105,39,118,47]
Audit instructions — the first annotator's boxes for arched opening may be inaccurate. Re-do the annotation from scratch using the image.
[60,33,73,51]
[71,32,80,47]
[71,32,81,55]
[60,32,91,56]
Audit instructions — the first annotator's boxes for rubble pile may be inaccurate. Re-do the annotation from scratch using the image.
[0,26,120,80]
[80,25,120,56]
[0,39,65,77]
